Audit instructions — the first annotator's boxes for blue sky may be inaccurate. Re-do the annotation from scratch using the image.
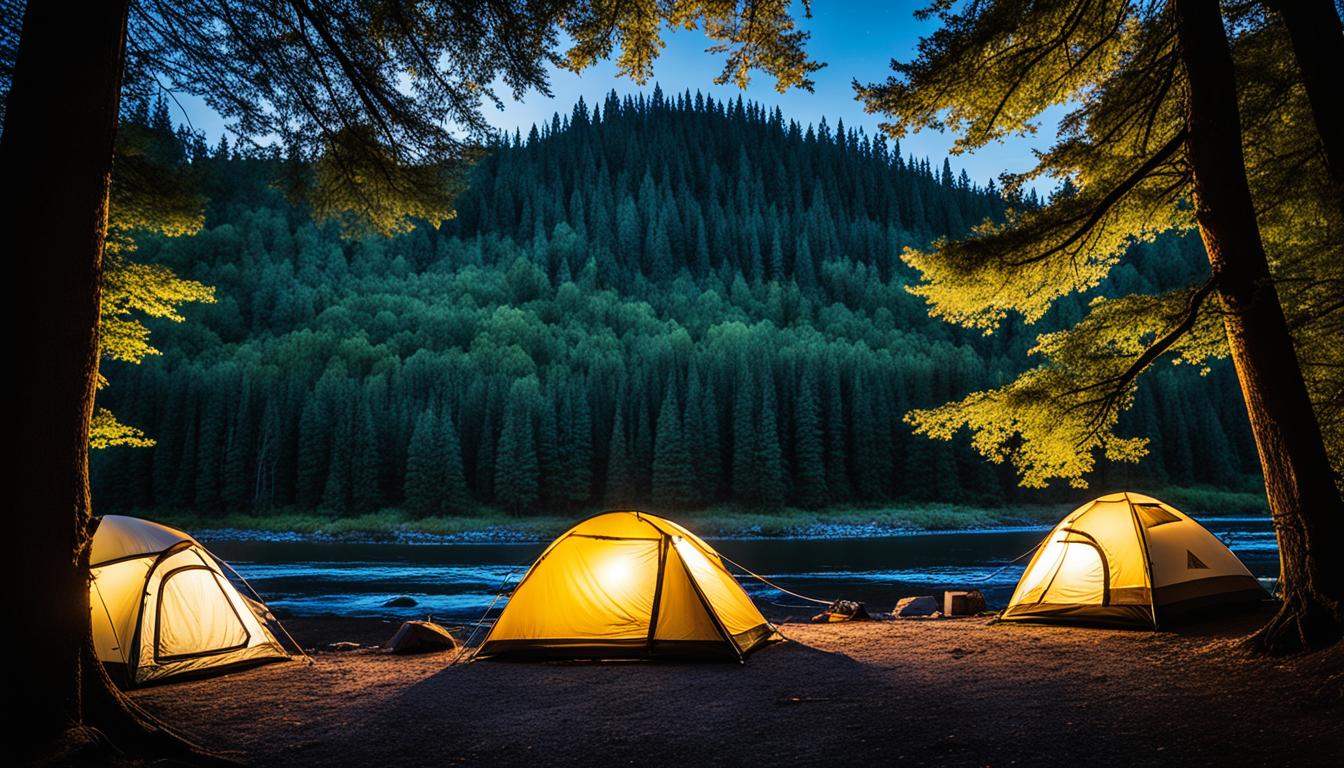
[175,2,1061,190]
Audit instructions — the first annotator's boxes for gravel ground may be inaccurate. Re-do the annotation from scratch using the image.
[131,609,1343,767]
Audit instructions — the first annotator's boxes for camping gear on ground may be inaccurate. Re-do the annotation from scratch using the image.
[894,596,940,617]
[475,511,779,661]
[386,620,459,654]
[90,515,296,686]
[943,590,987,617]
[1001,492,1267,628]
[812,599,871,623]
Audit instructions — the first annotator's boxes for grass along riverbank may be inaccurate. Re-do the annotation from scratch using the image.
[142,486,1269,541]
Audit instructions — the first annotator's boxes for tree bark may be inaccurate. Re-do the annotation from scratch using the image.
[4,4,231,762]
[1268,0,1344,216]
[3,0,129,744]
[1174,0,1344,653]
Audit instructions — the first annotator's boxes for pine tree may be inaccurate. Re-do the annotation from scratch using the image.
[604,406,633,507]
[652,378,697,509]
[495,379,541,513]
[322,401,353,514]
[403,408,443,517]
[731,367,757,501]
[351,392,381,514]
[823,358,851,500]
[295,398,327,509]
[756,370,788,507]
[439,407,473,514]
[792,364,827,508]
[220,384,254,510]
[565,383,594,505]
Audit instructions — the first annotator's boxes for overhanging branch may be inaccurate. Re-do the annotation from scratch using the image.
[1007,128,1187,266]
[1070,275,1221,447]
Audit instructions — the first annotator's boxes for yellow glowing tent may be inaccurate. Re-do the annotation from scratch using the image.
[477,511,778,661]
[1001,492,1266,628]
[90,515,292,685]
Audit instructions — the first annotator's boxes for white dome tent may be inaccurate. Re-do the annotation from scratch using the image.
[90,515,295,685]
[1001,492,1267,628]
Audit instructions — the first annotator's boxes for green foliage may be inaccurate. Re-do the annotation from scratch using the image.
[652,377,697,509]
[89,409,155,450]
[559,0,823,92]
[307,125,472,238]
[94,100,215,448]
[859,1,1342,489]
[91,92,1261,517]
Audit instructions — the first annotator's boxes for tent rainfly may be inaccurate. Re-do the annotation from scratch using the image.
[1001,492,1267,628]
[477,511,778,661]
[90,515,293,685]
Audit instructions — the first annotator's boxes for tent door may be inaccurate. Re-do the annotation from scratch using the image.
[154,565,252,661]
[1037,535,1110,607]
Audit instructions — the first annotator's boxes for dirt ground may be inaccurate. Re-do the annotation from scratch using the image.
[131,609,1343,767]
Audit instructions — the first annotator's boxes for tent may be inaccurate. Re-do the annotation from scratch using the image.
[477,511,778,661]
[90,515,293,685]
[1001,492,1267,627]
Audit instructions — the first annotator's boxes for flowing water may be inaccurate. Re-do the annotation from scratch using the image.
[204,516,1279,621]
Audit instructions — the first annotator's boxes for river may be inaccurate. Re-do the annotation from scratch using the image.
[204,516,1279,621]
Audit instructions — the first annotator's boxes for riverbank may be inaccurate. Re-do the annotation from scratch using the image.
[145,486,1270,544]
[129,609,1341,767]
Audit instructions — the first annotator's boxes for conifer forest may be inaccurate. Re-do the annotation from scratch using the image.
[91,90,1261,519]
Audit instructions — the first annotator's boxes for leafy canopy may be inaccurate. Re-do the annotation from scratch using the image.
[94,99,215,449]
[858,0,1342,488]
[124,0,823,236]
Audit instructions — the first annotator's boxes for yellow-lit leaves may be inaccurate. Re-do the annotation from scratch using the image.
[907,366,1149,489]
[97,118,213,449]
[100,257,216,364]
[90,408,156,449]
[109,122,205,241]
[560,1,822,92]
[906,286,1224,488]
[309,124,468,238]
[856,0,1136,151]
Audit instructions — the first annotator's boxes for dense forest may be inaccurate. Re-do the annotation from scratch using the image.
[91,89,1262,518]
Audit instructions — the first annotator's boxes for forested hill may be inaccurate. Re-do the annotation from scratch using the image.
[92,90,1261,519]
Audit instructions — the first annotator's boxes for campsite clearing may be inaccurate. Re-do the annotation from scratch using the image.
[132,611,1342,767]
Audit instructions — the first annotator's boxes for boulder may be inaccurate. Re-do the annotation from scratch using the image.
[894,595,940,617]
[383,595,418,608]
[386,620,459,655]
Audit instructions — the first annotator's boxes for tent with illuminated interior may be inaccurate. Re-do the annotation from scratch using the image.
[476,511,778,661]
[1001,492,1266,627]
[90,515,294,685]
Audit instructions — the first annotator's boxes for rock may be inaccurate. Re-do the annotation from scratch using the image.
[894,595,940,617]
[385,620,459,655]
[383,595,418,608]
[943,590,988,617]
[323,641,362,652]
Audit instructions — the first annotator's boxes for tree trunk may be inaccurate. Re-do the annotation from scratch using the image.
[1269,0,1344,216]
[4,4,231,762]
[1174,0,1344,654]
[3,0,129,744]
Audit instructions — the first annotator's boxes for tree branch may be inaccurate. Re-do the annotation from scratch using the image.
[1070,275,1221,447]
[1007,128,1186,266]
